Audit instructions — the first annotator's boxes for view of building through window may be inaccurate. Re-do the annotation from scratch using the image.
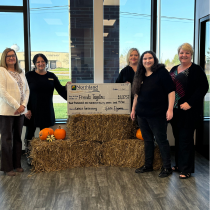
[30,0,70,119]
[103,1,120,83]
[70,0,94,83]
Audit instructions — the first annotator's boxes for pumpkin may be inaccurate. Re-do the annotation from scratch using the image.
[39,128,54,140]
[54,126,66,140]
[136,128,144,140]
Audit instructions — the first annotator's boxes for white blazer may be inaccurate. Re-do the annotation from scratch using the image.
[0,67,30,116]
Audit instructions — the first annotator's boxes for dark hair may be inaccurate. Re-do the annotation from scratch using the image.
[33,53,48,70]
[132,50,165,95]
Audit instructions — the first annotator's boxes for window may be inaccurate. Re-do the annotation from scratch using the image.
[30,0,70,119]
[103,0,151,82]
[159,0,194,70]
[204,20,210,117]
[119,0,151,71]
[70,0,94,83]
[0,0,22,6]
[0,0,197,120]
[103,1,119,83]
[0,12,24,68]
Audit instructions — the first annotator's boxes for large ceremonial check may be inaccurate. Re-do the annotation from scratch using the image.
[67,83,131,115]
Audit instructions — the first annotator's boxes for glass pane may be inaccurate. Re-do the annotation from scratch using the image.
[30,0,70,119]
[160,0,194,70]
[119,0,151,72]
[0,0,22,6]
[103,0,119,83]
[204,20,210,117]
[70,0,94,83]
[0,12,25,69]
[103,0,151,82]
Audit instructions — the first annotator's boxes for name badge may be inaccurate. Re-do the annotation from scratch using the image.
[48,78,54,80]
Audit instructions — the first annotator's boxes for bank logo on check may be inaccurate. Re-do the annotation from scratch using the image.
[71,85,76,90]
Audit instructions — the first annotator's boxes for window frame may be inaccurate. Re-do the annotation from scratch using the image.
[199,14,210,120]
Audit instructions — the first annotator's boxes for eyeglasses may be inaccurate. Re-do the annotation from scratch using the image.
[6,54,16,58]
[36,61,45,64]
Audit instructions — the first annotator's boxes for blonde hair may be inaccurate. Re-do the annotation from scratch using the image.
[178,43,194,55]
[0,48,22,73]
[126,48,140,65]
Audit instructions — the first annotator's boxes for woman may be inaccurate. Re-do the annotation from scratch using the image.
[116,48,140,83]
[131,51,175,178]
[116,48,140,108]
[24,53,68,165]
[169,43,209,179]
[0,48,29,176]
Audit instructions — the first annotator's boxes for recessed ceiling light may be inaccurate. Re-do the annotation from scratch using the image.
[103,0,119,6]
[103,33,109,37]
[103,19,116,26]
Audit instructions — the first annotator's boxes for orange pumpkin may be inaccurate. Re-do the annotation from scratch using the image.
[54,126,66,140]
[39,128,54,140]
[136,128,144,140]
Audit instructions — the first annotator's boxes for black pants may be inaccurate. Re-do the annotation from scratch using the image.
[170,109,195,173]
[0,115,24,172]
[137,116,171,169]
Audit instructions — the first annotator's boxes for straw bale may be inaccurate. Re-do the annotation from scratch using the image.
[67,114,137,142]
[100,139,162,170]
[30,138,101,173]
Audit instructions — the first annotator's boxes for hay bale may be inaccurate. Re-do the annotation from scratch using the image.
[67,114,137,142]
[100,139,162,170]
[30,138,101,173]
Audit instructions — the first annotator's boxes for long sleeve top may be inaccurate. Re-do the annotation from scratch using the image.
[25,70,67,127]
[170,63,209,114]
[170,63,209,127]
[136,67,175,118]
[0,67,29,116]
[116,65,135,84]
[116,65,135,109]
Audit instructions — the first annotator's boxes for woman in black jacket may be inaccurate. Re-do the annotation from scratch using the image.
[24,53,68,165]
[116,48,140,84]
[169,43,209,179]
[131,51,175,178]
[116,48,140,109]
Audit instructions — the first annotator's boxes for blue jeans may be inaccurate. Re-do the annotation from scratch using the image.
[137,116,171,169]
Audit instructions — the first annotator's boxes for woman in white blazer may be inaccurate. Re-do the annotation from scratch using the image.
[0,48,29,176]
